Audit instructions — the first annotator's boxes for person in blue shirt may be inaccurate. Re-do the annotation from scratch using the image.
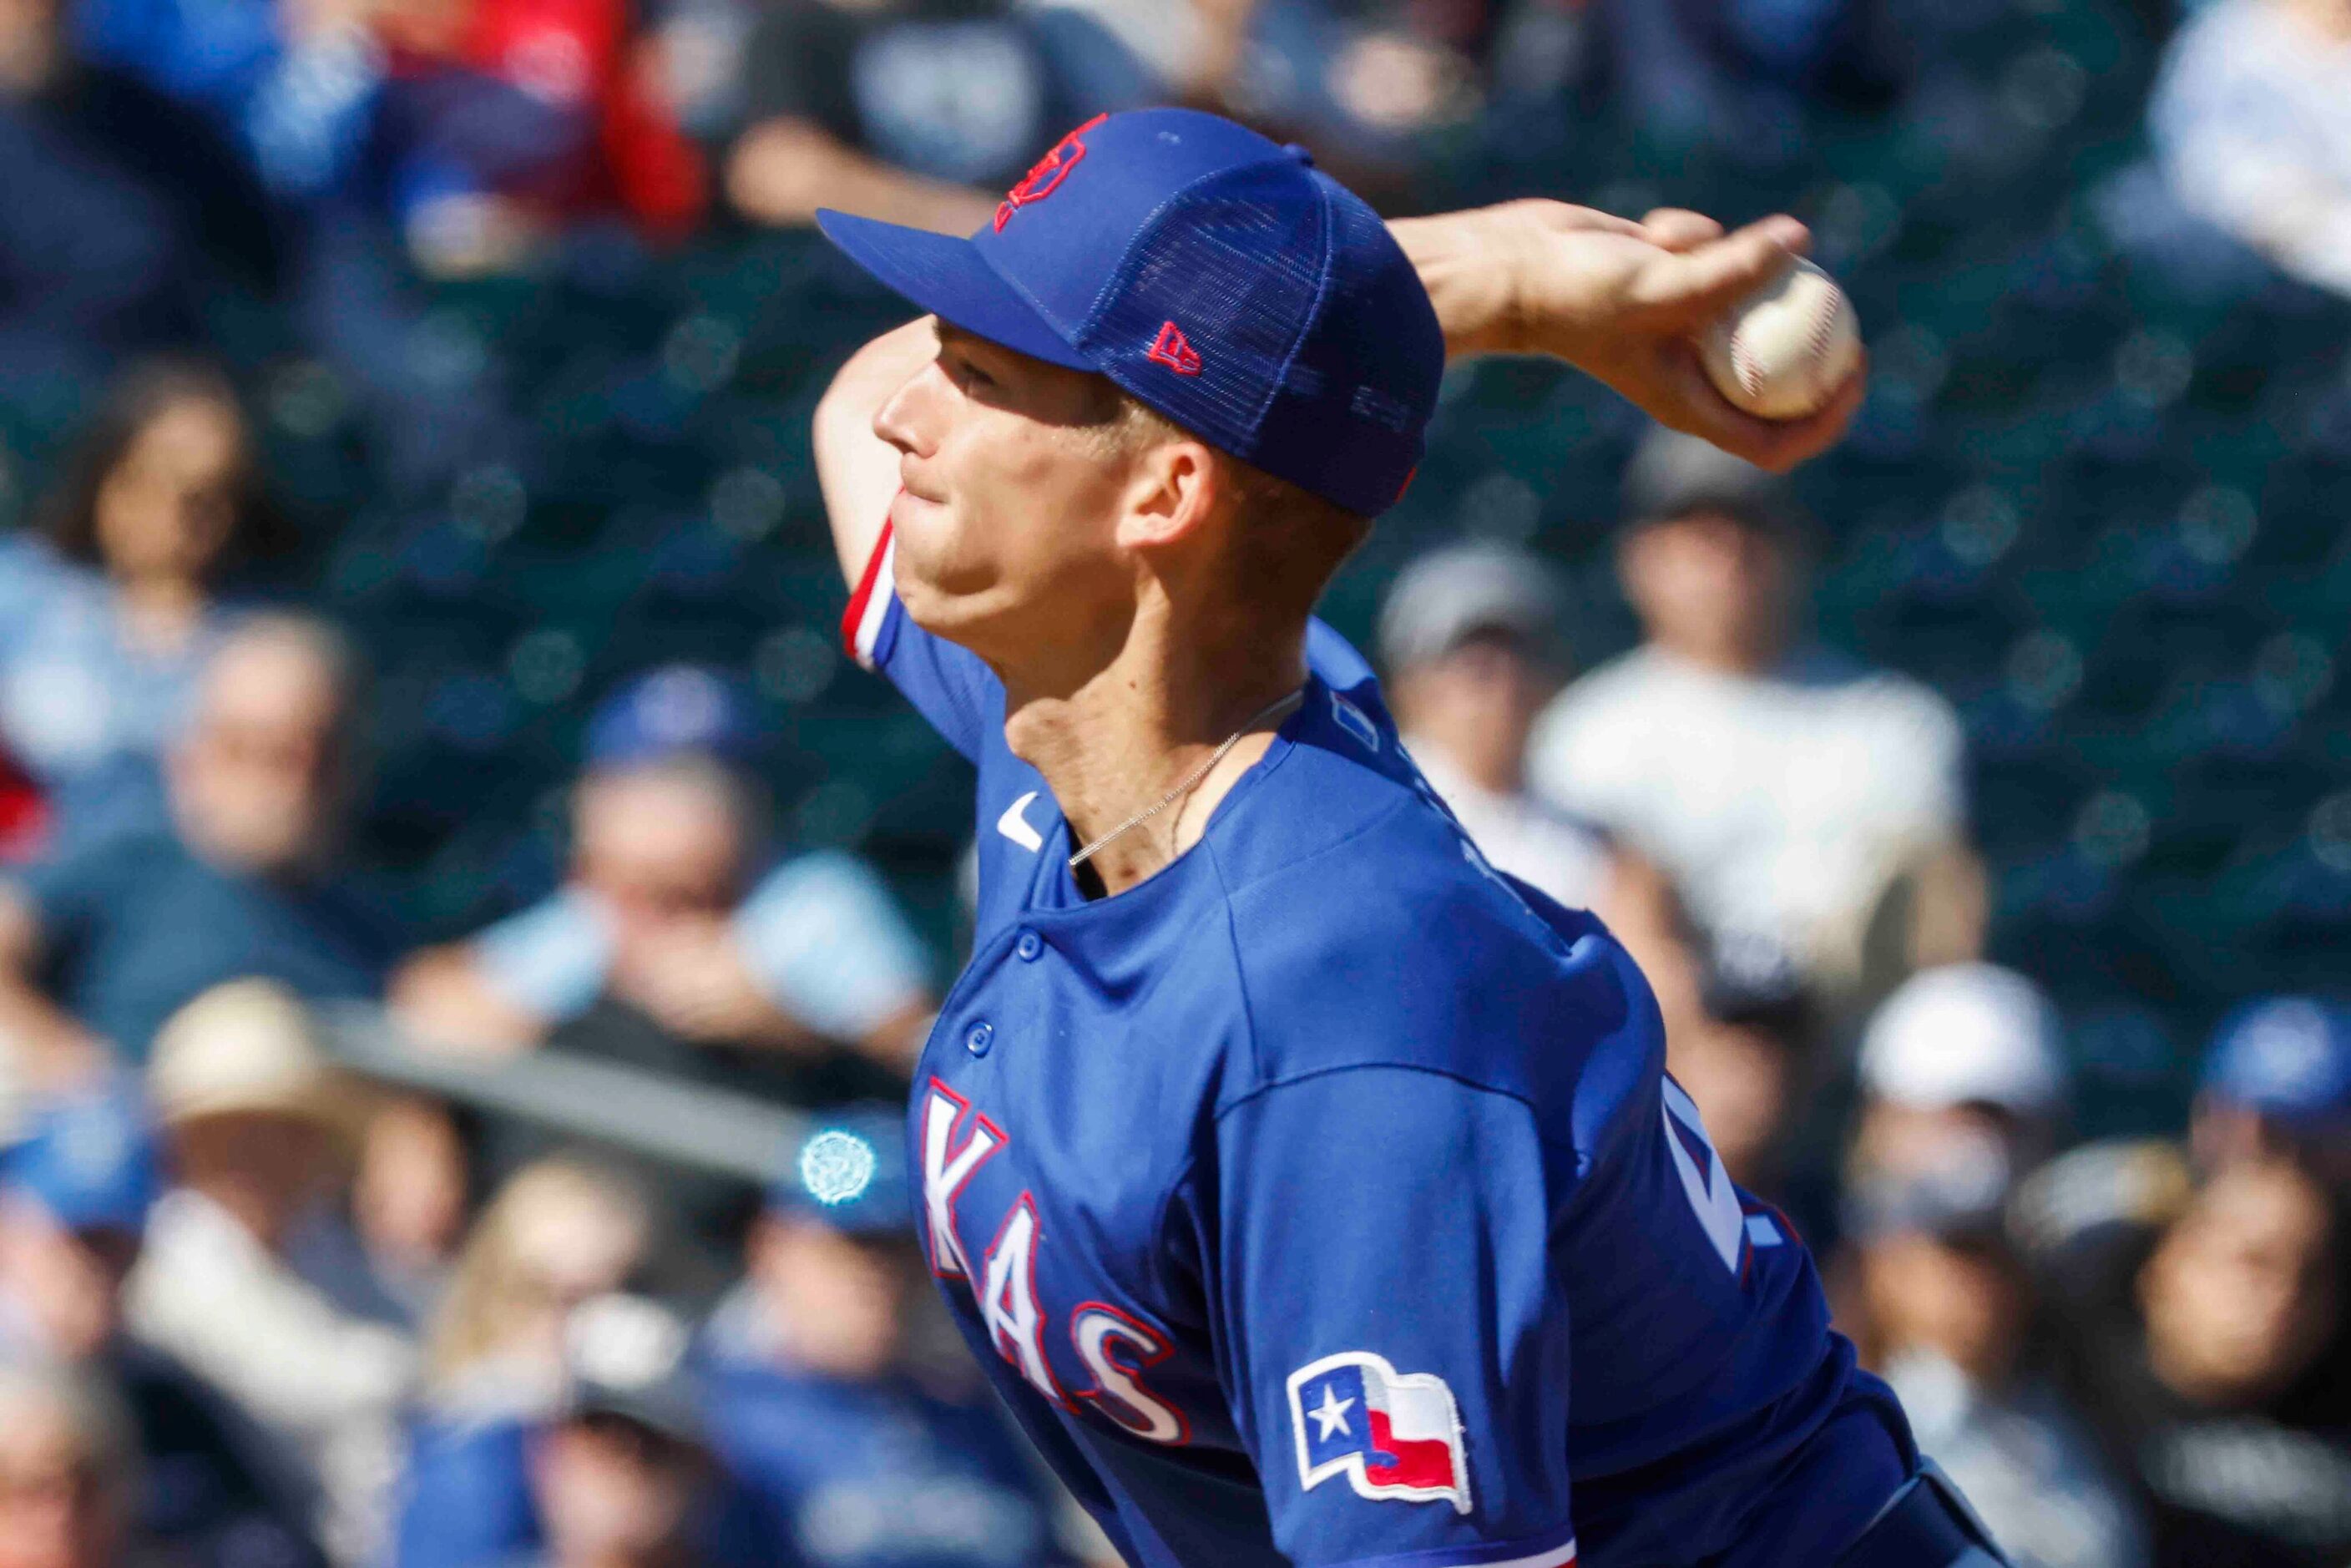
[394,1292,778,1568]
[394,665,935,1078]
[0,360,270,857]
[704,1111,1092,1568]
[805,108,2004,1567]
[0,615,396,1077]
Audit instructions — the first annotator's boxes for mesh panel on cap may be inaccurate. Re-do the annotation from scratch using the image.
[1077,162,1331,456]
[1245,185,1436,515]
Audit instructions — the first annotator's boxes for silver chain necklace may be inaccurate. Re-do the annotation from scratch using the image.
[1067,688,1306,871]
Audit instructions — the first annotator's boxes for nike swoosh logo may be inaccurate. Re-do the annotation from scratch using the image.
[996,790,1044,852]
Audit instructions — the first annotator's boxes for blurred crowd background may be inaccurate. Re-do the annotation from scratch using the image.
[0,0,2348,1562]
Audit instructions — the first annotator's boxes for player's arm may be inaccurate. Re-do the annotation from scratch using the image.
[815,316,932,588]
[813,317,1004,759]
[1207,1066,1577,1568]
[1390,204,1862,472]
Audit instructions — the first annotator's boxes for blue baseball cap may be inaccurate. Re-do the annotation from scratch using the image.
[585,665,763,771]
[766,1109,913,1238]
[0,1088,160,1237]
[2201,998,2351,1124]
[816,109,1445,520]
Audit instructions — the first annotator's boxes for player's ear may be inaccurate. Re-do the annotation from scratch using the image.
[1113,437,1221,554]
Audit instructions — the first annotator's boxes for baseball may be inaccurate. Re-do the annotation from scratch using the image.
[1698,257,1863,421]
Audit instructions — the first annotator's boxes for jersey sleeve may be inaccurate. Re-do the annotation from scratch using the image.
[841,519,1003,763]
[1211,1067,1579,1568]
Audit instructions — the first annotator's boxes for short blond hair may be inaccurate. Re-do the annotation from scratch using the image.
[423,1157,650,1397]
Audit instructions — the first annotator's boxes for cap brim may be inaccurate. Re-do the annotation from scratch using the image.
[815,211,1092,372]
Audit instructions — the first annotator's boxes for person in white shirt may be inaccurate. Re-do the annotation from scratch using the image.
[1528,427,1984,1016]
[1378,540,1697,1031]
[124,980,416,1566]
[2149,0,2351,300]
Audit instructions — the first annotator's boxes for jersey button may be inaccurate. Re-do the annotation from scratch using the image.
[964,1020,994,1057]
[1015,929,1044,962]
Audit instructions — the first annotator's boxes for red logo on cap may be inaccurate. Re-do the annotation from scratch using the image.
[1146,321,1201,377]
[994,114,1108,233]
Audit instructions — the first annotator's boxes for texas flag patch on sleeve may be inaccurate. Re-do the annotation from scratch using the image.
[1288,1353,1472,1515]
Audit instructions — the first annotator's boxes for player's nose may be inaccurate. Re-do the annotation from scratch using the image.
[872,361,942,460]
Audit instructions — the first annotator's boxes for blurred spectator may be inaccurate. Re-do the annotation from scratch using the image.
[350,1095,470,1323]
[1530,430,1984,1018]
[125,981,416,1565]
[722,0,1112,233]
[1603,0,1909,144]
[2022,1147,2351,1566]
[1216,0,1502,180]
[1378,540,1701,1029]
[2149,0,2351,298]
[0,615,394,1079]
[0,741,44,863]
[526,1295,754,1568]
[705,1112,1084,1568]
[1381,542,1625,908]
[68,0,378,202]
[393,1158,650,1568]
[0,362,265,854]
[398,1291,766,1568]
[1853,964,2069,1181]
[1671,939,1812,1197]
[2192,996,2351,1188]
[396,666,933,1082]
[369,0,707,274]
[0,1359,141,1568]
[1849,1126,2146,1568]
[0,0,277,382]
[88,0,710,263]
[0,1085,326,1565]
[421,1157,649,1417]
[2126,1160,2349,1564]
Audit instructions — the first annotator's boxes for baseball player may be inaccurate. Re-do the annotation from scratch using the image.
[810,108,2005,1568]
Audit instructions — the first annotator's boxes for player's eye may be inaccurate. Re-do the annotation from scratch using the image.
[943,348,994,392]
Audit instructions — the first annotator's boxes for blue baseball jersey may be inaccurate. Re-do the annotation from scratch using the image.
[844,527,1914,1568]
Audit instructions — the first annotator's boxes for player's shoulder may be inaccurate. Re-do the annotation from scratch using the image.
[1208,721,1661,1147]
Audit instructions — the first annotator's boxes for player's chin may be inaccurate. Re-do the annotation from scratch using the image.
[893,564,995,645]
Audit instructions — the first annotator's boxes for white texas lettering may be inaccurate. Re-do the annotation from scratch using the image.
[920,1082,1002,1280]
[980,1196,1064,1405]
[1073,1305,1187,1444]
[923,1089,1187,1440]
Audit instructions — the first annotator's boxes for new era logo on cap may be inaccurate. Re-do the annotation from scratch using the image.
[815,109,1444,519]
[1147,321,1201,377]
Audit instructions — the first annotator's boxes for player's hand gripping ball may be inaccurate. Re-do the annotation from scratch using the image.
[1697,257,1863,421]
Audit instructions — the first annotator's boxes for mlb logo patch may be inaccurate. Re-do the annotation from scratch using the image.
[1288,1352,1470,1515]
